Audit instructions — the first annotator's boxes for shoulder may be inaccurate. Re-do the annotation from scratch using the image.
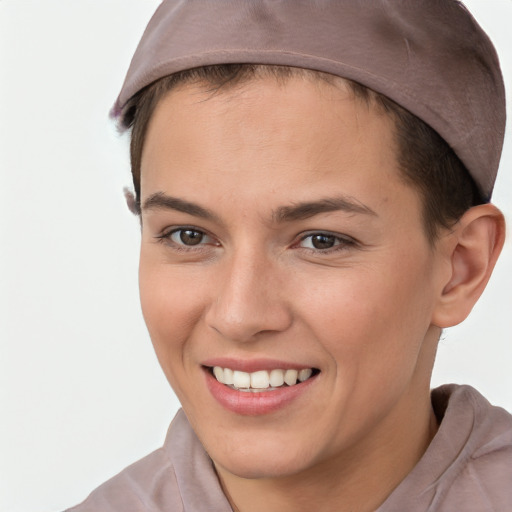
[65,409,231,512]
[379,385,512,512]
[438,385,512,511]
[64,441,183,512]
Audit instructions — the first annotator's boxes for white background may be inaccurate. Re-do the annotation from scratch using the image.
[0,1,511,511]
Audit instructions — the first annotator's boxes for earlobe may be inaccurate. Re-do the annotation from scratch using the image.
[432,204,505,328]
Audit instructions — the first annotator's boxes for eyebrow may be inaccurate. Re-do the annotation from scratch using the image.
[142,192,219,221]
[141,192,377,223]
[272,196,377,222]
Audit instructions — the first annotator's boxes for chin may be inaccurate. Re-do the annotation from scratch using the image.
[217,456,307,480]
[207,434,321,480]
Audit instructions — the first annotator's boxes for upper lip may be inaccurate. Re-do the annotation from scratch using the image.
[202,357,318,373]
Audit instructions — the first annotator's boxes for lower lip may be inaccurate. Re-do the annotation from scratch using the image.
[204,368,318,416]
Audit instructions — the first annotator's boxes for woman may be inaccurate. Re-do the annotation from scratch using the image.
[61,1,511,510]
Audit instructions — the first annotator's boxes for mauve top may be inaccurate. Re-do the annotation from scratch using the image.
[66,385,512,511]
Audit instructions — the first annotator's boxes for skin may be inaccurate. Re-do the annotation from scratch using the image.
[137,76,504,512]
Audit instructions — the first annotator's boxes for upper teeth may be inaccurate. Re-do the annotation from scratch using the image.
[212,366,313,391]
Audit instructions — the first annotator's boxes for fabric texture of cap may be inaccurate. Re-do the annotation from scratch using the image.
[112,0,506,199]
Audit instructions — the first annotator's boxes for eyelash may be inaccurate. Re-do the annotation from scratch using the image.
[155,227,218,251]
[295,232,358,253]
[155,227,358,254]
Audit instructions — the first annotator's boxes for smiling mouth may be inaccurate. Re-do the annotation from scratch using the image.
[208,366,320,392]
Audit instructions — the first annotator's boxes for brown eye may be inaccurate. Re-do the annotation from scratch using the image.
[310,234,336,249]
[298,232,356,252]
[157,227,219,250]
[178,229,203,246]
[164,228,219,249]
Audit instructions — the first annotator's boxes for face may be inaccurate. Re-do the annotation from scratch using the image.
[138,77,449,480]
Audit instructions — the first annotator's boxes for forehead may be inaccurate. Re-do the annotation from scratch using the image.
[138,75,425,232]
[142,76,396,183]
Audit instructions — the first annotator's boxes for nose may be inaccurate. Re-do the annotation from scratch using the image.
[205,249,293,343]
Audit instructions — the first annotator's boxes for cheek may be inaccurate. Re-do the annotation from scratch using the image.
[138,259,206,371]
[300,254,435,369]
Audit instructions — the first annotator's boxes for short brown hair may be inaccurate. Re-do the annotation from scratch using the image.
[120,64,482,243]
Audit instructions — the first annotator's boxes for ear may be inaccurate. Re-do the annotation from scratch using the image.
[432,203,505,328]
[124,187,141,216]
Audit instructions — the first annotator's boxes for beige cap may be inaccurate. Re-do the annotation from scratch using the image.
[112,0,506,199]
